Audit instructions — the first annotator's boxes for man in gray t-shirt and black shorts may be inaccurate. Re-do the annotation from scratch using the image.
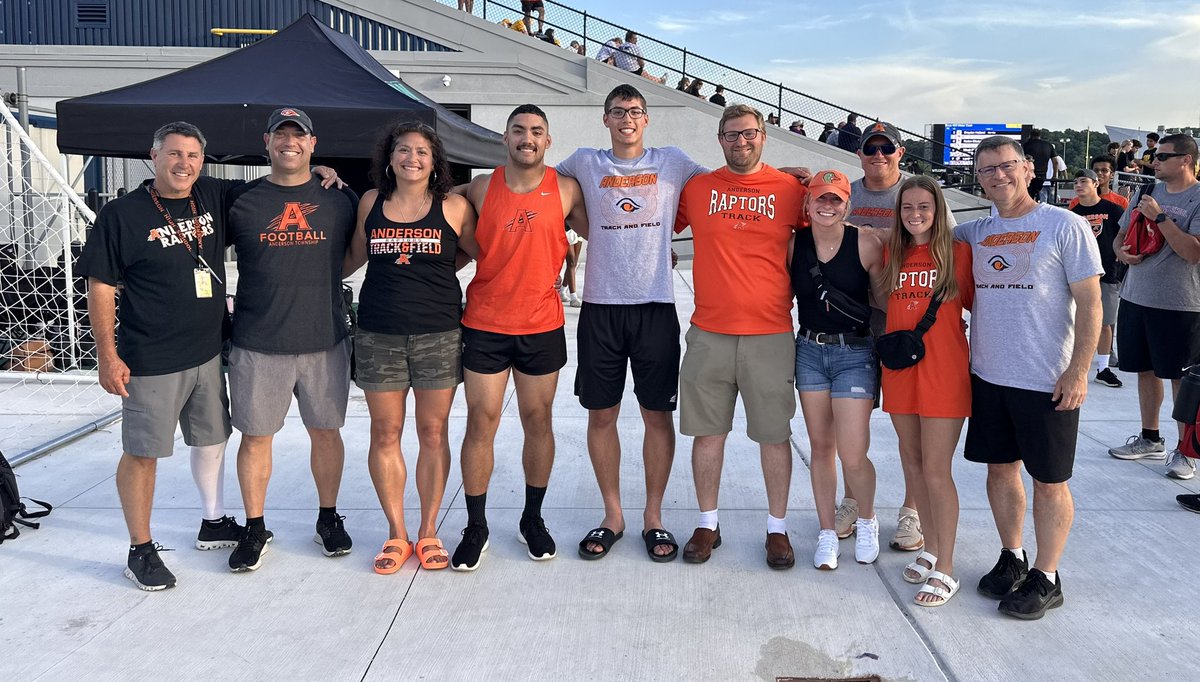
[555,84,705,562]
[956,135,1102,621]
[1107,134,1200,481]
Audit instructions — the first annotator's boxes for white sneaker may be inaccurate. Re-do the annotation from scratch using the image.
[559,287,569,303]
[1166,449,1196,480]
[569,294,582,308]
[834,498,858,539]
[890,506,923,551]
[813,529,839,570]
[855,516,880,564]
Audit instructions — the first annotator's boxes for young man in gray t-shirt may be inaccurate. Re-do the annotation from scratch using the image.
[555,84,705,563]
[954,135,1101,621]
[1108,134,1200,480]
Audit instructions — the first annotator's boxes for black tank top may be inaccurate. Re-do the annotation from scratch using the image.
[791,226,871,334]
[357,193,461,335]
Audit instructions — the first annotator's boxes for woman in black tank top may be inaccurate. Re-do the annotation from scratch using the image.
[791,170,886,570]
[344,121,478,574]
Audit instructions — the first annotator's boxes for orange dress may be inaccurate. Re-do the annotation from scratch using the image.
[881,240,974,418]
[462,167,567,335]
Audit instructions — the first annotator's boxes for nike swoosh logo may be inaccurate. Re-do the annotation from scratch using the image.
[541,192,552,196]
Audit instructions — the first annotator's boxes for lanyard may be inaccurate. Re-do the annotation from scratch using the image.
[148,185,204,267]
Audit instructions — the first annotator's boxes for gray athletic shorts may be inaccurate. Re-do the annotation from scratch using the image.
[1101,281,1120,326]
[678,326,796,444]
[228,337,351,435]
[354,328,463,391]
[122,354,231,458]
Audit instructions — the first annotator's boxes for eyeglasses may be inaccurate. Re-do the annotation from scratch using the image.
[862,143,897,156]
[976,160,1025,178]
[719,128,763,142]
[1155,152,1189,162]
[606,107,647,119]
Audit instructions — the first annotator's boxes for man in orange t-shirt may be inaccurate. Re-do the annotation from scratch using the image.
[452,104,589,572]
[673,104,806,569]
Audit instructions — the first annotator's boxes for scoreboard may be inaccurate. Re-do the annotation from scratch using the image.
[931,123,1027,166]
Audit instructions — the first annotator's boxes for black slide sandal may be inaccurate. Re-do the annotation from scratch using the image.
[642,528,679,563]
[578,527,623,560]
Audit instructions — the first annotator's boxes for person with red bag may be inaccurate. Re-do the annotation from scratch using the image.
[1108,134,1200,479]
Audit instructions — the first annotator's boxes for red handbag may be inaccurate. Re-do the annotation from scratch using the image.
[1122,210,1166,256]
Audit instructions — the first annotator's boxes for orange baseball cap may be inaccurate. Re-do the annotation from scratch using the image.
[807,169,851,202]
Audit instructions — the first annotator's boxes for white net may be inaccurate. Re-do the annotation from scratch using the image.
[0,105,120,461]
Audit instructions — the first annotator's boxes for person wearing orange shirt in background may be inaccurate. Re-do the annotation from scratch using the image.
[450,104,589,572]
[877,175,973,607]
[673,105,807,570]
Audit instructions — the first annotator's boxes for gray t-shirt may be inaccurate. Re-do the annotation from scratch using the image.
[849,178,958,231]
[556,146,706,304]
[955,203,1103,393]
[1118,181,1200,312]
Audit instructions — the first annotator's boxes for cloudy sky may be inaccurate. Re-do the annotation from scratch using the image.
[556,0,1200,133]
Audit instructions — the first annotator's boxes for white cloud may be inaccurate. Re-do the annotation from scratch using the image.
[651,10,753,33]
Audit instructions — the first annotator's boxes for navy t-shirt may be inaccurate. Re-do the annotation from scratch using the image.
[226,176,358,353]
[77,177,233,376]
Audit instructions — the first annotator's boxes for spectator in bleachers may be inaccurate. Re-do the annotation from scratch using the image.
[595,36,622,65]
[709,85,726,107]
[521,1,545,36]
[676,77,691,92]
[817,122,835,143]
[457,0,473,12]
[569,40,585,55]
[540,28,560,46]
[836,113,862,153]
[767,113,781,127]
[827,122,842,146]
[686,78,705,98]
[789,120,806,136]
[613,31,646,75]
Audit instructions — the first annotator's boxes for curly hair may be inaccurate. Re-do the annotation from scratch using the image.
[368,120,453,201]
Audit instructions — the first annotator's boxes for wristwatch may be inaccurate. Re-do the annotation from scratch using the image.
[1154,212,1168,224]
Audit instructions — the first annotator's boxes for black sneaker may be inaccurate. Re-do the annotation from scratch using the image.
[518,515,557,561]
[977,549,1029,599]
[1178,494,1200,514]
[229,525,271,573]
[196,515,244,550]
[998,569,1064,620]
[1095,368,1123,388]
[314,513,353,557]
[125,542,177,591]
[451,522,490,572]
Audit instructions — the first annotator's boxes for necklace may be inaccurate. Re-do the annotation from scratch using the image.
[393,192,430,223]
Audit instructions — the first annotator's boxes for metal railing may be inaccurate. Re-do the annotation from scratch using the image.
[435,0,977,177]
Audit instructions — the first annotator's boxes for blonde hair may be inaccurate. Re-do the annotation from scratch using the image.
[881,175,960,301]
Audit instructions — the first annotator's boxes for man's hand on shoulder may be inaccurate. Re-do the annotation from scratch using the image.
[312,166,344,189]
[778,166,813,184]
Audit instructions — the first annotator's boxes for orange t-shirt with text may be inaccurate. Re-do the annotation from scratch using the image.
[675,165,806,335]
[462,167,568,335]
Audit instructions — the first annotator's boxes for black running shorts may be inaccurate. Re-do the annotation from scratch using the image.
[1116,299,1200,380]
[964,374,1080,484]
[574,302,681,411]
[462,325,567,376]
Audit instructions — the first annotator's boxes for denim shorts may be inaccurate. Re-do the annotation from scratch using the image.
[794,335,879,400]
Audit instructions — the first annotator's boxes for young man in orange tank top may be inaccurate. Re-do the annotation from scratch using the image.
[450,105,590,571]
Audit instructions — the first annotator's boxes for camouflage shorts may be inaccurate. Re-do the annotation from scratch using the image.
[354,328,463,392]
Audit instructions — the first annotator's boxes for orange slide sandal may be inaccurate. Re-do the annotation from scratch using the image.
[373,539,413,575]
[414,537,449,570]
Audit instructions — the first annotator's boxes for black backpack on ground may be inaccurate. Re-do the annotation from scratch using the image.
[1,450,52,544]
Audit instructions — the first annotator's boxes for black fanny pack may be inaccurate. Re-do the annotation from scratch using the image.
[876,292,944,370]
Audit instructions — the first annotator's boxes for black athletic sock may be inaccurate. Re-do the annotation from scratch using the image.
[465,493,488,527]
[1142,428,1161,442]
[246,516,266,532]
[523,484,547,520]
[318,506,338,523]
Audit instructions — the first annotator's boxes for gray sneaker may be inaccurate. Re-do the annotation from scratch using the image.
[1165,449,1196,480]
[1108,435,1166,460]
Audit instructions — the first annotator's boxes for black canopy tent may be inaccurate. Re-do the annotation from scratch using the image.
[55,13,505,174]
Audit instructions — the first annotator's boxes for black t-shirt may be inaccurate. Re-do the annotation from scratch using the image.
[709,93,726,106]
[1070,198,1125,283]
[226,176,358,353]
[791,226,871,334]
[835,123,862,153]
[1023,138,1054,179]
[77,177,233,376]
[1140,146,1157,177]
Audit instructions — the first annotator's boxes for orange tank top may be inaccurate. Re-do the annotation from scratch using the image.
[462,166,568,335]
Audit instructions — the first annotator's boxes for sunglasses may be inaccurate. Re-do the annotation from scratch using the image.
[1155,152,1189,162]
[862,143,897,156]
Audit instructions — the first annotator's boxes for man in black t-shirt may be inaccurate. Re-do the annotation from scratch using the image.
[78,121,242,591]
[1069,169,1127,389]
[1023,129,1055,200]
[224,108,359,573]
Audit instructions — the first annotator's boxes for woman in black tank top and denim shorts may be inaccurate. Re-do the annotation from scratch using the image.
[791,170,884,571]
[344,121,478,574]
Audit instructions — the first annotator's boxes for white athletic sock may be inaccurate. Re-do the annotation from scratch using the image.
[1041,570,1058,584]
[698,509,719,531]
[1003,546,1026,562]
[190,441,227,520]
[767,513,787,535]
[1094,354,1109,372]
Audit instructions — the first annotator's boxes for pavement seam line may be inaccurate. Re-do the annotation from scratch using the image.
[871,559,957,682]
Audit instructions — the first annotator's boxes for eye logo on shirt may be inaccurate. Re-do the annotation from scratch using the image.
[615,197,643,214]
[988,255,1012,271]
[977,231,1040,285]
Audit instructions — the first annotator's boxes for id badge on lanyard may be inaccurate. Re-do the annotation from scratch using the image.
[194,268,213,299]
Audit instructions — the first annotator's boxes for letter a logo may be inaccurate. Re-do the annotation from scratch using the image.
[503,209,537,233]
[276,202,313,231]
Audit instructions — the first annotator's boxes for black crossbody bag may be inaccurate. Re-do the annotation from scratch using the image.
[801,234,872,328]
[875,292,944,370]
